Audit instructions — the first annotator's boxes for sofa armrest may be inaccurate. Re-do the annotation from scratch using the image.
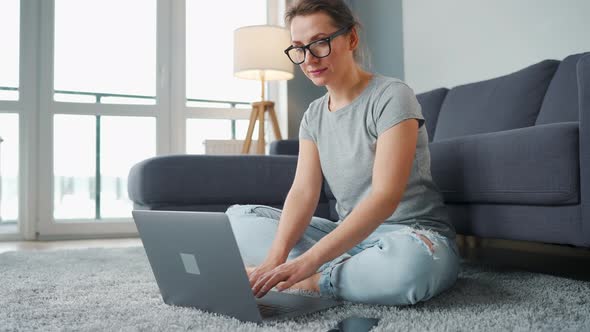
[128,154,299,208]
[269,139,299,156]
[578,53,590,246]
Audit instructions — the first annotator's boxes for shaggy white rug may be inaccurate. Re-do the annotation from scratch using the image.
[1,247,589,331]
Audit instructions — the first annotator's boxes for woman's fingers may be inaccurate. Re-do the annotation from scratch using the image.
[249,265,270,287]
[249,269,262,287]
[252,271,271,295]
[250,262,306,297]
[256,271,289,298]
[252,265,289,297]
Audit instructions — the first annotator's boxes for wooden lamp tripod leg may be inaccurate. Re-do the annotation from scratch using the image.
[257,103,265,154]
[267,104,282,141]
[242,101,282,155]
[242,104,258,154]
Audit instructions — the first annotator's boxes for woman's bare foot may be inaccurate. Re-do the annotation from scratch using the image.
[287,273,321,293]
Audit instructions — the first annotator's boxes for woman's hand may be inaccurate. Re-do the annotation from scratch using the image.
[247,257,284,289]
[250,255,322,298]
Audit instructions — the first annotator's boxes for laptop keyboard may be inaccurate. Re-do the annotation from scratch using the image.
[257,303,299,317]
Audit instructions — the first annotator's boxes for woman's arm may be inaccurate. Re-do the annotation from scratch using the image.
[251,119,420,297]
[300,118,419,267]
[264,138,324,263]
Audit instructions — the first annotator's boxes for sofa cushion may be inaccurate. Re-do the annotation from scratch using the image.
[429,122,579,205]
[127,154,304,206]
[269,139,299,155]
[324,180,334,199]
[416,88,448,142]
[433,60,560,141]
[322,182,340,221]
[535,52,589,125]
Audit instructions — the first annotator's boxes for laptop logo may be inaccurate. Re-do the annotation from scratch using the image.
[179,253,201,275]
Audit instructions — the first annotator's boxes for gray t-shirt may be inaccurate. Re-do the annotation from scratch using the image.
[299,74,456,239]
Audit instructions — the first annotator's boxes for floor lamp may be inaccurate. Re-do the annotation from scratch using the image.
[233,25,294,154]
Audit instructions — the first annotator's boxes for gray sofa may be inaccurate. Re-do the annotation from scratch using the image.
[128,52,590,249]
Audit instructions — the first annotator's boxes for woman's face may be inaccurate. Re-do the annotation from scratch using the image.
[289,12,354,87]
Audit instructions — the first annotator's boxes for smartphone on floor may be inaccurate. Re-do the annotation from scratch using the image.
[327,316,380,332]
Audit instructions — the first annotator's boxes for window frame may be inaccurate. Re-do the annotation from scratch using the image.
[0,0,287,241]
[176,0,288,154]
[0,0,33,241]
[36,0,166,238]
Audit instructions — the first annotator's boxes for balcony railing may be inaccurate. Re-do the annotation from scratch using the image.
[1,85,252,142]
[0,85,251,104]
[0,86,252,221]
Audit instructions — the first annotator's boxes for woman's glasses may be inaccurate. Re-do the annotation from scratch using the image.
[284,25,353,65]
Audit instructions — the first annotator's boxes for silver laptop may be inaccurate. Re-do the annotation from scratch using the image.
[132,210,341,324]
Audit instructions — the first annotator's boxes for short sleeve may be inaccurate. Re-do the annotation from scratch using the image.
[298,110,316,142]
[374,83,425,137]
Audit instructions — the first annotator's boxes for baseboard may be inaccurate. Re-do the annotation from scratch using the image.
[36,233,140,241]
[456,234,590,258]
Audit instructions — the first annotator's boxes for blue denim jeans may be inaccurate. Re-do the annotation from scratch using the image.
[225,204,460,306]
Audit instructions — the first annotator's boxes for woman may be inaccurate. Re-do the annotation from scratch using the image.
[225,0,459,306]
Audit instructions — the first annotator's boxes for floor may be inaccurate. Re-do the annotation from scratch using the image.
[1,235,589,282]
[457,235,590,282]
[0,238,143,254]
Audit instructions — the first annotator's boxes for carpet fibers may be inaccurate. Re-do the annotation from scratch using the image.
[1,247,589,331]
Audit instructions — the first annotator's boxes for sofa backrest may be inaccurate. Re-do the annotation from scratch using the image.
[432,59,560,141]
[535,52,589,125]
[416,88,448,142]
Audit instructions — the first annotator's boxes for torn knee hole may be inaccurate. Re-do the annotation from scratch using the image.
[412,231,435,253]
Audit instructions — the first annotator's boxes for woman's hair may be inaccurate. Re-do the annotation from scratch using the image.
[284,0,371,69]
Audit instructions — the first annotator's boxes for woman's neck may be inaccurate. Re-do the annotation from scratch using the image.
[326,66,373,112]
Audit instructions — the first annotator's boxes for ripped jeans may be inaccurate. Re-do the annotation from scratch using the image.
[225,204,460,306]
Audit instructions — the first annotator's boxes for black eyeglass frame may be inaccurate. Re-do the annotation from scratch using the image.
[284,25,353,65]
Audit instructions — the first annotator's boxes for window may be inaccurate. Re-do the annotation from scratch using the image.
[0,114,19,223]
[186,119,272,154]
[53,115,95,219]
[0,0,19,101]
[0,0,20,226]
[185,0,270,153]
[53,115,156,220]
[7,0,284,238]
[54,0,156,104]
[99,116,156,218]
[186,0,267,104]
[50,0,158,223]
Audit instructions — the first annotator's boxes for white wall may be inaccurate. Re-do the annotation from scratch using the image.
[402,0,590,93]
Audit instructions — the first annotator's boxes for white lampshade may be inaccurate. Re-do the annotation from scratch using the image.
[233,25,294,81]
